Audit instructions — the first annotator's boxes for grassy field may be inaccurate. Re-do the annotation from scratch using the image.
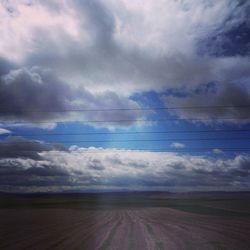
[0,192,250,249]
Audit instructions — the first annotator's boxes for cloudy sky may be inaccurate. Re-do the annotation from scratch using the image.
[0,0,250,192]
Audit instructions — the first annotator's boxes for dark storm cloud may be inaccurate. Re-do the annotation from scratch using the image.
[0,137,71,188]
[0,61,146,127]
[0,66,72,122]
[0,162,67,178]
[0,57,16,75]
[163,83,250,123]
[0,137,68,160]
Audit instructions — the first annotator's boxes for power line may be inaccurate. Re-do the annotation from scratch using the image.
[1,117,250,125]
[0,141,249,153]
[56,148,250,153]
[1,128,250,137]
[30,138,250,143]
[0,104,250,113]
[1,138,250,144]
[1,147,248,153]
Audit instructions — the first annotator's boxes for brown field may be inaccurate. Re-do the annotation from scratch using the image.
[0,192,250,250]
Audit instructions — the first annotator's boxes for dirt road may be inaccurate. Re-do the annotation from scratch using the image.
[1,207,250,249]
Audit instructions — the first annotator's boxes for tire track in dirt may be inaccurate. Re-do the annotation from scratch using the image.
[1,207,250,250]
[0,210,98,250]
[51,211,114,250]
[133,209,188,250]
[97,216,122,250]
[140,208,250,250]
[108,210,132,250]
[69,211,120,250]
[0,210,113,250]
[145,223,164,250]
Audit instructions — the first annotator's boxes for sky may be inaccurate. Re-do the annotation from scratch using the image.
[0,0,250,193]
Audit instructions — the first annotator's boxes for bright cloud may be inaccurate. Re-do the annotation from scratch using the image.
[0,0,81,62]
[0,128,11,134]
[0,0,249,95]
[170,142,186,149]
[0,139,249,192]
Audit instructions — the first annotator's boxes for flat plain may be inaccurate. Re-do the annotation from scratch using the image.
[0,192,250,250]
